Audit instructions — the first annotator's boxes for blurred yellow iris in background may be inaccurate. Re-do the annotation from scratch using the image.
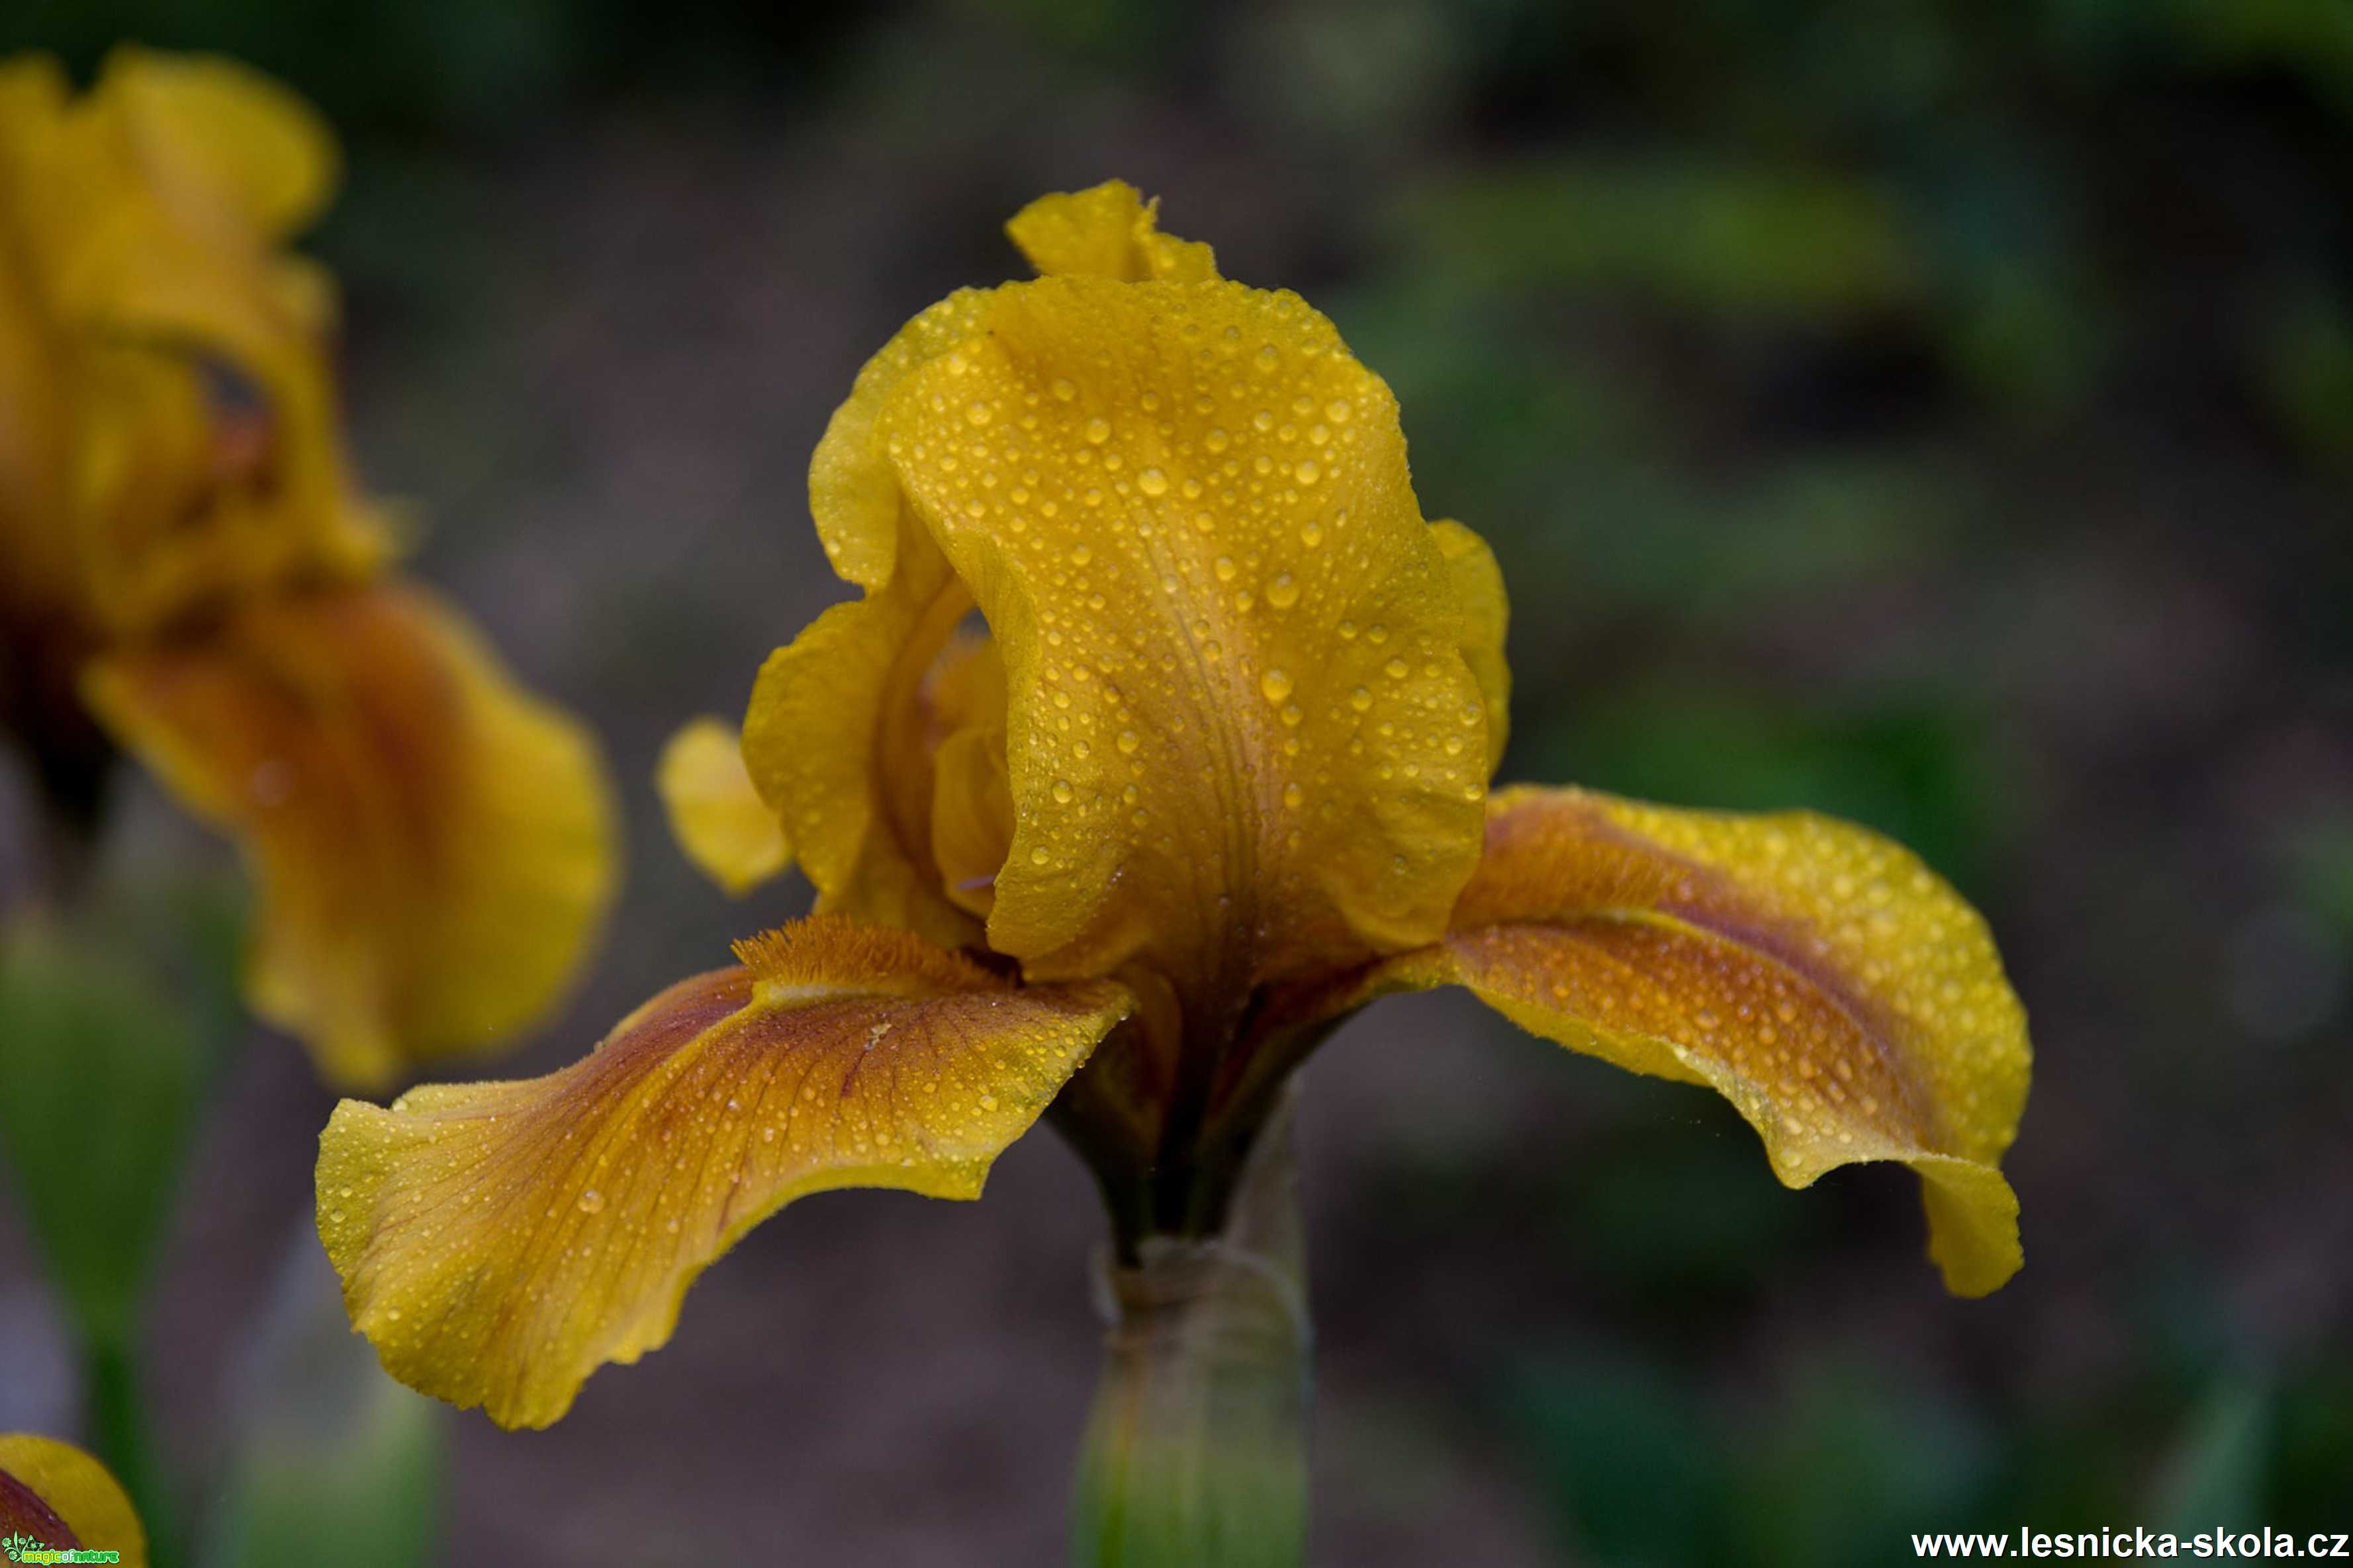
[0,49,617,1089]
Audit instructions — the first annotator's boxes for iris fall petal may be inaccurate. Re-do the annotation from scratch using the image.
[83,580,617,1089]
[1369,786,2029,1294]
[317,915,1131,1428]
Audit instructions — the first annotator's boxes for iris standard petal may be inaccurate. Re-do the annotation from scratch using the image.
[82,580,617,1089]
[880,269,1493,994]
[317,915,1132,1429]
[807,293,996,591]
[105,46,338,239]
[1005,180,1219,283]
[657,715,790,896]
[741,520,982,948]
[0,1434,146,1565]
[1372,786,2030,1295]
[931,718,1013,918]
[1430,518,1509,772]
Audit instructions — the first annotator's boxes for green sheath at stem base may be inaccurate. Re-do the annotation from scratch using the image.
[1070,1088,1311,1568]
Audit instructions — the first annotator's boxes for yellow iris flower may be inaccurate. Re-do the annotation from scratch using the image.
[0,1434,145,1565]
[318,182,2030,1430]
[0,50,617,1089]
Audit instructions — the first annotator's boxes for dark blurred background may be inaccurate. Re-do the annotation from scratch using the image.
[3,0,2350,1562]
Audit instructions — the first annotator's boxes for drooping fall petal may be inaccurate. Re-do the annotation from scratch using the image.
[1367,786,2030,1295]
[83,580,617,1089]
[0,1434,147,1565]
[657,715,789,896]
[317,915,1132,1429]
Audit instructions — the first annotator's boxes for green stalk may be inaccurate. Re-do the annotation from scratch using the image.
[1071,1089,1312,1568]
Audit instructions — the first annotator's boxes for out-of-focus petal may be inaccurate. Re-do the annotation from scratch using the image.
[0,46,380,639]
[1365,786,2030,1295]
[0,1433,147,1565]
[657,715,789,896]
[0,197,74,618]
[106,46,339,239]
[83,580,618,1089]
[317,915,1132,1428]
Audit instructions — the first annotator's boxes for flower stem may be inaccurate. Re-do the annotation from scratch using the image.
[1071,1087,1311,1568]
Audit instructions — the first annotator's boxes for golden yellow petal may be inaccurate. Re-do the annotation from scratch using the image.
[0,1434,148,1565]
[807,186,1207,596]
[0,60,87,620]
[0,166,75,617]
[1376,786,2029,1295]
[317,915,1132,1428]
[807,291,997,590]
[878,273,1492,992]
[83,581,618,1089]
[657,715,789,896]
[931,719,1012,919]
[0,47,379,637]
[1431,518,1509,773]
[741,522,982,948]
[105,46,340,238]
[1005,180,1220,283]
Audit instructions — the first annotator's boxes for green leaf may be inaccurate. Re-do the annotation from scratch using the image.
[0,918,201,1345]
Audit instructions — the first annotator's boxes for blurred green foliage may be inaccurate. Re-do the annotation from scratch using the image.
[0,877,238,1321]
[205,1244,443,1568]
[0,876,245,1562]
[1504,1353,2350,1566]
